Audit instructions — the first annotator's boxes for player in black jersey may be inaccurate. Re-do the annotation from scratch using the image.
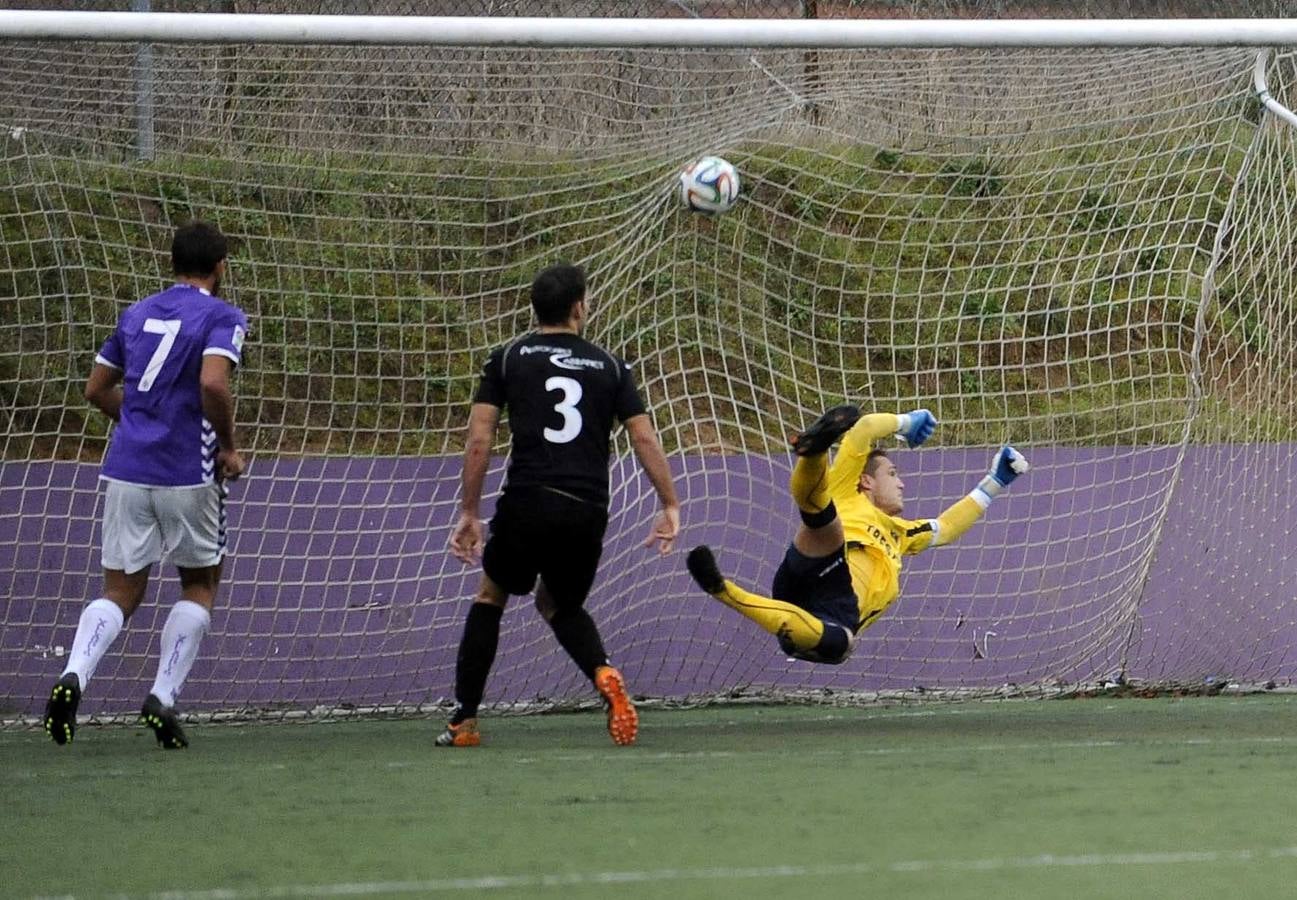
[439,263,680,747]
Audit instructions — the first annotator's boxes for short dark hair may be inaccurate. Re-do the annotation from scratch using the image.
[864,448,891,477]
[531,263,586,325]
[172,221,228,277]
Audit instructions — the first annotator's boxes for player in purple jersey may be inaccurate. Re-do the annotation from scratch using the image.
[43,222,248,749]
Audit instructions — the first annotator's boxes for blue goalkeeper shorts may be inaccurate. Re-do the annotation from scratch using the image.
[771,543,859,633]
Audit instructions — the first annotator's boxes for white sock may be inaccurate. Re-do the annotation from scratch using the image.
[62,598,125,690]
[148,600,211,708]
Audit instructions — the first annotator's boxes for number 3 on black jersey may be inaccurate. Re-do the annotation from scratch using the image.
[544,376,583,444]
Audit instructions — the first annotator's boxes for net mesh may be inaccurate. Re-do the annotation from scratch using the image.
[3,32,1297,720]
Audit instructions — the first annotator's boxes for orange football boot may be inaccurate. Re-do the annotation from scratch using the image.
[434,717,481,747]
[594,666,638,746]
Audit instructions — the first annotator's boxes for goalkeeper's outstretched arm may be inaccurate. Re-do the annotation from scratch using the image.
[827,408,936,496]
[925,446,1030,549]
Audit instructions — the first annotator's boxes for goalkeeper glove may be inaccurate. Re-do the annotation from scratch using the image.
[972,445,1029,507]
[895,409,937,448]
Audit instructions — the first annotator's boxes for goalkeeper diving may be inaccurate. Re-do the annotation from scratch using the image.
[686,405,1029,664]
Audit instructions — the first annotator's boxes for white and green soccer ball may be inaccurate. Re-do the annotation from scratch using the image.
[679,155,740,214]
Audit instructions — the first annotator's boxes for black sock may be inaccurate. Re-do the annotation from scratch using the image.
[451,603,504,724]
[799,500,838,529]
[548,607,609,681]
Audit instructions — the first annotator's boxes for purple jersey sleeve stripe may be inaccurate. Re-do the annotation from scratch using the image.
[94,354,122,369]
[203,347,241,364]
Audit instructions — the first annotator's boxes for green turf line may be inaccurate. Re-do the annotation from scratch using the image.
[6,697,1297,900]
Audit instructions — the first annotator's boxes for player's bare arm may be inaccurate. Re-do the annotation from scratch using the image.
[84,362,124,422]
[450,402,500,564]
[200,355,244,481]
[624,412,681,555]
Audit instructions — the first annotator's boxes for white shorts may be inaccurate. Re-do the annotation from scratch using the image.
[100,480,228,574]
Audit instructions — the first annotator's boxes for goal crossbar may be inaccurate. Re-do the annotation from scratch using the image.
[5,12,1297,49]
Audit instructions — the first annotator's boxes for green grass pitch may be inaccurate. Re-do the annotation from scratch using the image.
[5,696,1297,899]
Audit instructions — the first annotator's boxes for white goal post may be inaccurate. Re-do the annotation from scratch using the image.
[4,12,1297,722]
[4,12,1297,47]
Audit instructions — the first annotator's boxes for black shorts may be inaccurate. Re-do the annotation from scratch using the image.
[771,543,860,633]
[481,486,608,607]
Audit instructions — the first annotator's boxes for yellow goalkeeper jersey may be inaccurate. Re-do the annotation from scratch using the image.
[824,413,986,630]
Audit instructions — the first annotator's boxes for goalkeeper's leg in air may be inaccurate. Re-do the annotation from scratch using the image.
[687,404,867,665]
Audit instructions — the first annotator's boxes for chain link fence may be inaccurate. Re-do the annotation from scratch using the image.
[3,1,1296,18]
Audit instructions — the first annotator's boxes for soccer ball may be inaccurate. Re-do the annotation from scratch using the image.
[679,156,740,214]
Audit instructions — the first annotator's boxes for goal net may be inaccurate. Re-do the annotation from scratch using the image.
[4,21,1297,720]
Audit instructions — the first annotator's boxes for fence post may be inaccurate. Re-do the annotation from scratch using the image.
[133,0,155,160]
[802,0,821,124]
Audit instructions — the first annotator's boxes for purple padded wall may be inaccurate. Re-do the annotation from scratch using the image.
[4,446,1295,717]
